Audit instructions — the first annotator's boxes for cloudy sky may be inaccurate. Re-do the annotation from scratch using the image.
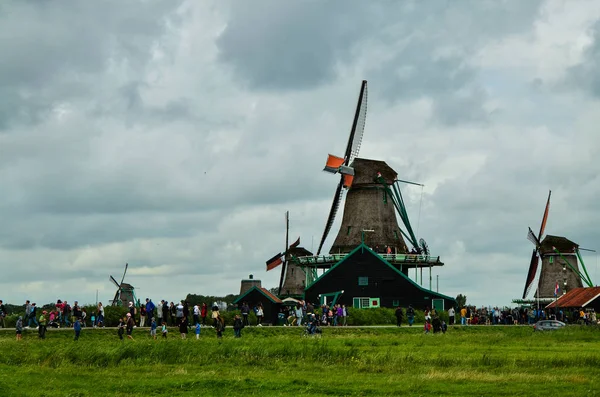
[1,0,599,307]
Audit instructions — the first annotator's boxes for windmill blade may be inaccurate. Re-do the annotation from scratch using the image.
[527,227,540,247]
[537,190,551,240]
[109,275,120,288]
[316,175,345,255]
[112,289,121,305]
[343,80,368,166]
[522,249,540,299]
[119,263,128,285]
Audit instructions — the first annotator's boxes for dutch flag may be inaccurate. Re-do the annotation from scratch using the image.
[554,282,560,296]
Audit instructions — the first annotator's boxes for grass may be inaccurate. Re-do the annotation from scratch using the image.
[0,325,598,396]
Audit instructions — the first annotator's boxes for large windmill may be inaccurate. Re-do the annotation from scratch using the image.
[521,191,594,303]
[317,80,426,258]
[109,263,137,307]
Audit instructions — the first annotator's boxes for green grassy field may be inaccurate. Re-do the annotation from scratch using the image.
[0,325,598,396]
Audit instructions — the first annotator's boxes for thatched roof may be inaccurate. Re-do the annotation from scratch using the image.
[350,158,397,185]
[540,235,578,254]
[287,246,313,257]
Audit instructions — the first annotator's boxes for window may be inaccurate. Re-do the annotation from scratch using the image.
[393,230,399,239]
[358,277,369,286]
[392,300,399,306]
[347,226,352,235]
[549,256,554,264]
[353,297,380,308]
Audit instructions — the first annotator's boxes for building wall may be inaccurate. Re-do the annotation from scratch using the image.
[536,254,583,299]
[305,247,455,310]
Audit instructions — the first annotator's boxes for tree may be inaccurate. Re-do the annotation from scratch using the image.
[456,294,467,308]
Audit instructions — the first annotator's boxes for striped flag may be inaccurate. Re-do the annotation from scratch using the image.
[554,282,559,296]
[266,253,283,271]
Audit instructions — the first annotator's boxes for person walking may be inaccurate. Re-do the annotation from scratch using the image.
[395,306,404,327]
[73,318,82,341]
[38,311,48,339]
[126,313,135,340]
[201,303,208,326]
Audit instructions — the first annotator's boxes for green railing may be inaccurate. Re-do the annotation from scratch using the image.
[293,253,442,266]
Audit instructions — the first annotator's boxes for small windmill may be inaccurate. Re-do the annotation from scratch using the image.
[109,263,136,307]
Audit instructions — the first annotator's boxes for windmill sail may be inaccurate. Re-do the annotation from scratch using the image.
[538,191,551,237]
[316,81,368,255]
[317,176,344,255]
[344,80,368,165]
[522,190,551,299]
[522,250,539,299]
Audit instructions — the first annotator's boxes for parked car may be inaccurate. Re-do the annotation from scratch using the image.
[533,320,566,331]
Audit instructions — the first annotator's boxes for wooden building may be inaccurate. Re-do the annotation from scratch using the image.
[233,286,282,325]
[546,287,600,312]
[304,243,456,311]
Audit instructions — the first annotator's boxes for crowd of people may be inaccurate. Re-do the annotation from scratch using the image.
[451,305,598,326]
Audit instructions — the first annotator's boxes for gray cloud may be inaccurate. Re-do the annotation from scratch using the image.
[1,0,599,308]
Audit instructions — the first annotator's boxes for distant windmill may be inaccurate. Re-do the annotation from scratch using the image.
[109,263,136,307]
[522,190,593,301]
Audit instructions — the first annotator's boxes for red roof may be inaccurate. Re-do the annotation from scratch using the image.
[260,288,282,304]
[546,287,600,309]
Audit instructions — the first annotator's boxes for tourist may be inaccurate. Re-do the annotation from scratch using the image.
[24,300,31,326]
[193,304,200,326]
[145,298,156,324]
[240,302,249,327]
[156,300,163,325]
[176,301,184,325]
[183,302,190,329]
[233,314,243,338]
[201,303,208,326]
[28,303,38,328]
[215,315,225,339]
[150,317,157,340]
[16,316,23,340]
[97,302,105,328]
[139,304,146,327]
[128,302,135,320]
[195,322,201,339]
[342,304,348,326]
[460,306,467,325]
[448,307,455,325]
[117,317,125,340]
[441,320,448,333]
[212,304,220,328]
[161,322,168,338]
[179,316,188,339]
[38,311,47,339]
[256,303,264,326]
[407,305,415,326]
[0,300,6,328]
[73,318,82,341]
[395,306,403,327]
[126,313,135,339]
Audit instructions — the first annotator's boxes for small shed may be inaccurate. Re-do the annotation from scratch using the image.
[233,286,282,325]
[546,287,600,311]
